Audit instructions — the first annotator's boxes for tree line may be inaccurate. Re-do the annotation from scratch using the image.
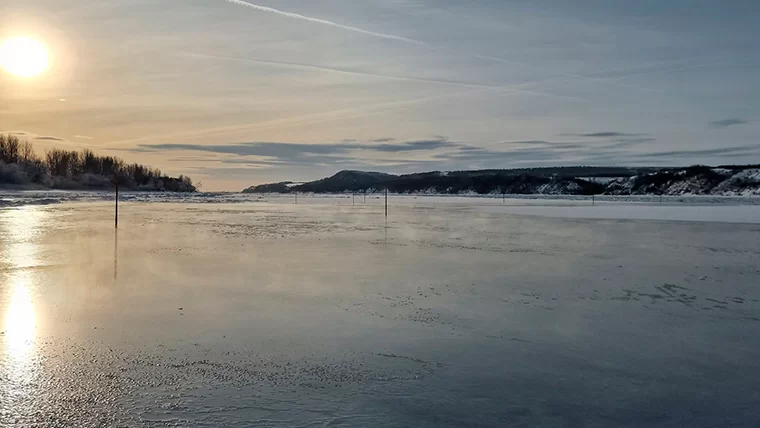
[0,134,196,191]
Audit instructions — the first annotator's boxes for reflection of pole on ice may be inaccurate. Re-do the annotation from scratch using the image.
[113,175,119,279]
[113,229,118,280]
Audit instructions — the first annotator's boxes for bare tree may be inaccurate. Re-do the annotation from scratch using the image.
[20,141,36,163]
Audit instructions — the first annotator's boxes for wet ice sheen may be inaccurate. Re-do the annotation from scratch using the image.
[1,196,759,427]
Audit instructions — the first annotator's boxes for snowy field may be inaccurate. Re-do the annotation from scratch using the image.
[2,193,760,427]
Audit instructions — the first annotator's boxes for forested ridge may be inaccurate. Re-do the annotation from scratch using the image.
[0,134,196,191]
[244,166,760,196]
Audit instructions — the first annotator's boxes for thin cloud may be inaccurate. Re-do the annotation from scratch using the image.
[108,90,475,147]
[128,139,456,169]
[222,0,703,98]
[137,137,640,171]
[181,52,504,90]
[372,140,451,152]
[500,140,592,150]
[710,118,748,128]
[589,56,731,81]
[74,135,94,140]
[108,83,584,148]
[107,53,709,148]
[501,140,557,146]
[560,132,649,138]
[135,138,454,157]
[476,54,729,96]
[35,136,65,141]
[112,51,705,149]
[222,0,425,45]
[629,144,758,159]
[604,137,657,150]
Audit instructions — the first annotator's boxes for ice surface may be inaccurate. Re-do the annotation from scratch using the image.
[1,195,760,427]
[482,203,760,223]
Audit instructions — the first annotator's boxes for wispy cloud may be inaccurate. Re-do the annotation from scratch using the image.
[223,0,425,45]
[710,118,748,128]
[118,47,709,150]
[35,136,65,141]
[181,52,504,90]
[223,0,708,99]
[560,132,649,138]
[628,144,758,159]
[129,135,659,171]
[122,138,459,169]
[373,140,451,152]
[108,82,584,148]
[135,138,455,158]
[74,135,94,140]
[221,0,693,98]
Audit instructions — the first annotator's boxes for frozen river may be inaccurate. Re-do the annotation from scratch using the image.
[2,194,760,427]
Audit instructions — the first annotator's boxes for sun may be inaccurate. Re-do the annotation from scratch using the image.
[0,37,49,77]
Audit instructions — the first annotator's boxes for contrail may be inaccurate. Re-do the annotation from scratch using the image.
[223,0,425,45]
[220,0,683,95]
[474,54,666,94]
[179,52,583,100]
[591,57,731,81]
[109,45,726,149]
[108,88,487,147]
[108,62,595,149]
[182,52,495,89]
[110,53,719,148]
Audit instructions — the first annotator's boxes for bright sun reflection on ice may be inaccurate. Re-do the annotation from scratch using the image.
[1,207,42,389]
[5,277,36,360]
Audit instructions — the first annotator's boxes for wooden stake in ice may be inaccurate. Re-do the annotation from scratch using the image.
[385,188,388,218]
[114,176,119,229]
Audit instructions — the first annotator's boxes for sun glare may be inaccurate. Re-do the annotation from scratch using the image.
[5,280,36,359]
[0,37,49,77]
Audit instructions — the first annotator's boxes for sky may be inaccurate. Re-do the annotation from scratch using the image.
[1,0,759,190]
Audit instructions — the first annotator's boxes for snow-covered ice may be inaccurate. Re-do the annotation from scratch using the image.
[1,194,759,427]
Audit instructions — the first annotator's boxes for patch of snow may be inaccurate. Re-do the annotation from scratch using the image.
[578,176,628,184]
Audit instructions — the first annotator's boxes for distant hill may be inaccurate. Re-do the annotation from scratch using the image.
[243,166,760,196]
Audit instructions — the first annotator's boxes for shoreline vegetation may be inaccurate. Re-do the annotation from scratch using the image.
[243,166,760,196]
[0,134,196,192]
